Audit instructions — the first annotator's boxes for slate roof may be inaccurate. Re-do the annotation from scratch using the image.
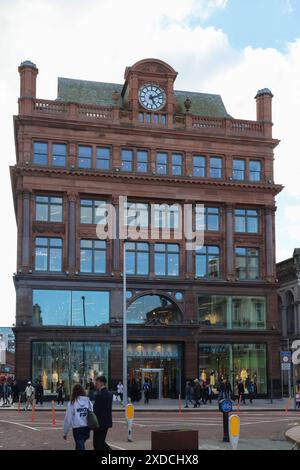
[57,77,231,118]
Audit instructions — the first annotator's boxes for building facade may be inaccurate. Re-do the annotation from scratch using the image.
[277,249,300,392]
[11,58,283,398]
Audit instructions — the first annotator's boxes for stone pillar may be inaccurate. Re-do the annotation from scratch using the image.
[110,342,123,389]
[226,204,234,281]
[18,60,38,114]
[184,342,198,380]
[67,193,77,273]
[22,191,31,270]
[255,88,273,138]
[265,206,276,281]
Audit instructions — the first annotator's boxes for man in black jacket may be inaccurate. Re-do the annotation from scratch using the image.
[93,376,113,451]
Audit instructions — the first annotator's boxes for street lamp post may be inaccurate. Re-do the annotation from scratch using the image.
[81,296,86,388]
[123,241,128,407]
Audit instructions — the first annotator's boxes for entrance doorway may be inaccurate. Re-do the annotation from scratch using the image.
[141,368,164,400]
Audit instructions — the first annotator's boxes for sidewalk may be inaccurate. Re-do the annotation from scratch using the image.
[1,398,299,412]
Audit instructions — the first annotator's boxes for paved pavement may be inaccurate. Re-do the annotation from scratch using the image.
[1,398,299,412]
[0,408,298,450]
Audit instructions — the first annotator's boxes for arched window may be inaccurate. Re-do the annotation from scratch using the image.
[127,294,182,325]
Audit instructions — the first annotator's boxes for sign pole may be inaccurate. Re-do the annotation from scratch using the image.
[123,241,128,408]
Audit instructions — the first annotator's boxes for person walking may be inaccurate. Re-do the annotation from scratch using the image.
[117,381,124,403]
[184,381,193,408]
[24,381,35,410]
[63,384,92,450]
[207,383,213,404]
[143,379,151,405]
[11,380,20,405]
[87,378,96,402]
[248,381,257,404]
[57,382,66,406]
[238,380,246,405]
[35,380,44,405]
[193,379,201,408]
[93,376,113,451]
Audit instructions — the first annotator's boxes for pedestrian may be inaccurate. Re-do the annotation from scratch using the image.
[193,379,201,408]
[2,381,9,406]
[184,381,193,408]
[11,380,20,404]
[207,383,213,404]
[86,378,95,402]
[296,393,300,409]
[24,381,35,410]
[143,379,151,404]
[238,380,246,405]
[117,381,124,403]
[248,381,256,404]
[93,376,113,451]
[218,378,232,402]
[57,381,66,406]
[63,383,92,451]
[35,380,44,405]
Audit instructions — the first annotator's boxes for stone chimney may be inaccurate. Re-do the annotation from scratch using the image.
[18,60,38,114]
[255,88,273,138]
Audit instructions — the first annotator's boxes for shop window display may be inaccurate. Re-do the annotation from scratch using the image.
[32,342,109,395]
[199,343,267,394]
[127,294,182,325]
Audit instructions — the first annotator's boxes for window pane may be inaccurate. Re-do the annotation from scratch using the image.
[121,149,133,171]
[94,201,107,225]
[96,147,110,170]
[94,250,106,273]
[210,157,222,178]
[78,146,92,169]
[80,249,92,272]
[36,203,48,221]
[137,151,148,173]
[50,204,63,222]
[35,247,48,271]
[172,154,182,176]
[196,254,206,277]
[49,247,62,271]
[155,253,166,275]
[52,144,66,167]
[80,206,93,224]
[193,156,206,177]
[249,160,261,181]
[126,252,135,275]
[33,142,48,165]
[156,153,167,174]
[168,253,179,276]
[235,215,246,232]
[233,159,245,180]
[137,252,149,275]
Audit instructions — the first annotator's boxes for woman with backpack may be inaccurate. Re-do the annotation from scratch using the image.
[63,384,93,450]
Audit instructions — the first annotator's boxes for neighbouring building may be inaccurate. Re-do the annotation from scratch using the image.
[277,249,300,393]
[11,58,283,398]
[0,328,15,378]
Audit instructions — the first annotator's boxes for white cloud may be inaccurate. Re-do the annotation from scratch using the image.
[0,0,299,324]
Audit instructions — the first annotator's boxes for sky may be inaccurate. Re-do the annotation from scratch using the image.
[0,0,300,325]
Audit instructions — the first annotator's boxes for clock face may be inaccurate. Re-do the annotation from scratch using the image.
[138,84,166,110]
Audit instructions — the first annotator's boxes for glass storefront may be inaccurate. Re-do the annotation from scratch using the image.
[199,343,267,394]
[32,290,110,326]
[32,342,109,395]
[128,343,182,399]
[198,295,266,329]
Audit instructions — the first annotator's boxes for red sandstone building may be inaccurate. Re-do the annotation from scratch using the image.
[11,58,283,398]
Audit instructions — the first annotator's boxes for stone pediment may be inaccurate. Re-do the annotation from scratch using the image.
[125,58,177,79]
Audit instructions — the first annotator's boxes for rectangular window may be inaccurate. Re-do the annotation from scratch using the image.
[210,157,222,178]
[136,150,148,173]
[138,113,144,123]
[161,114,167,125]
[154,204,180,229]
[249,160,262,181]
[154,243,179,277]
[195,206,220,232]
[172,153,183,176]
[193,156,206,177]
[52,143,66,167]
[33,142,48,165]
[199,343,267,394]
[121,149,133,172]
[232,297,266,329]
[156,152,168,175]
[125,242,149,275]
[96,147,110,170]
[198,296,227,328]
[34,237,62,272]
[235,209,259,233]
[232,159,245,180]
[196,245,220,278]
[146,113,151,124]
[124,202,149,228]
[32,291,110,327]
[35,196,63,222]
[235,247,260,280]
[78,145,92,169]
[32,342,109,395]
[80,199,107,225]
[153,114,159,124]
[80,240,106,274]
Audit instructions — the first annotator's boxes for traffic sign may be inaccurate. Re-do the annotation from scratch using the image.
[219,399,233,413]
[281,351,292,371]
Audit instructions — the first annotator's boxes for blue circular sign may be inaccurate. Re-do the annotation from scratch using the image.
[219,399,233,413]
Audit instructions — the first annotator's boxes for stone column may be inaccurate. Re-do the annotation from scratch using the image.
[67,193,77,273]
[226,204,234,281]
[22,191,31,270]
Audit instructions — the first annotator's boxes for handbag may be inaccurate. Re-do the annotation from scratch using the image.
[87,409,99,430]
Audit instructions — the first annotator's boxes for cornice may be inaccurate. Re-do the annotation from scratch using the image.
[12,165,284,195]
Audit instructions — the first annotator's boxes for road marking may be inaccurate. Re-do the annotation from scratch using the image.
[0,420,38,431]
[107,442,126,450]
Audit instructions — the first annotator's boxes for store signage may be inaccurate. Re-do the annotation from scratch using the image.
[292,341,300,365]
[127,344,179,359]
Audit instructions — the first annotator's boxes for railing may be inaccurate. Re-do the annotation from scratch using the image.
[19,98,268,137]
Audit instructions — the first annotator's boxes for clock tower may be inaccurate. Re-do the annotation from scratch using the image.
[122,58,178,128]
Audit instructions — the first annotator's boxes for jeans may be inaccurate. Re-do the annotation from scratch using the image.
[93,428,111,451]
[72,426,90,451]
